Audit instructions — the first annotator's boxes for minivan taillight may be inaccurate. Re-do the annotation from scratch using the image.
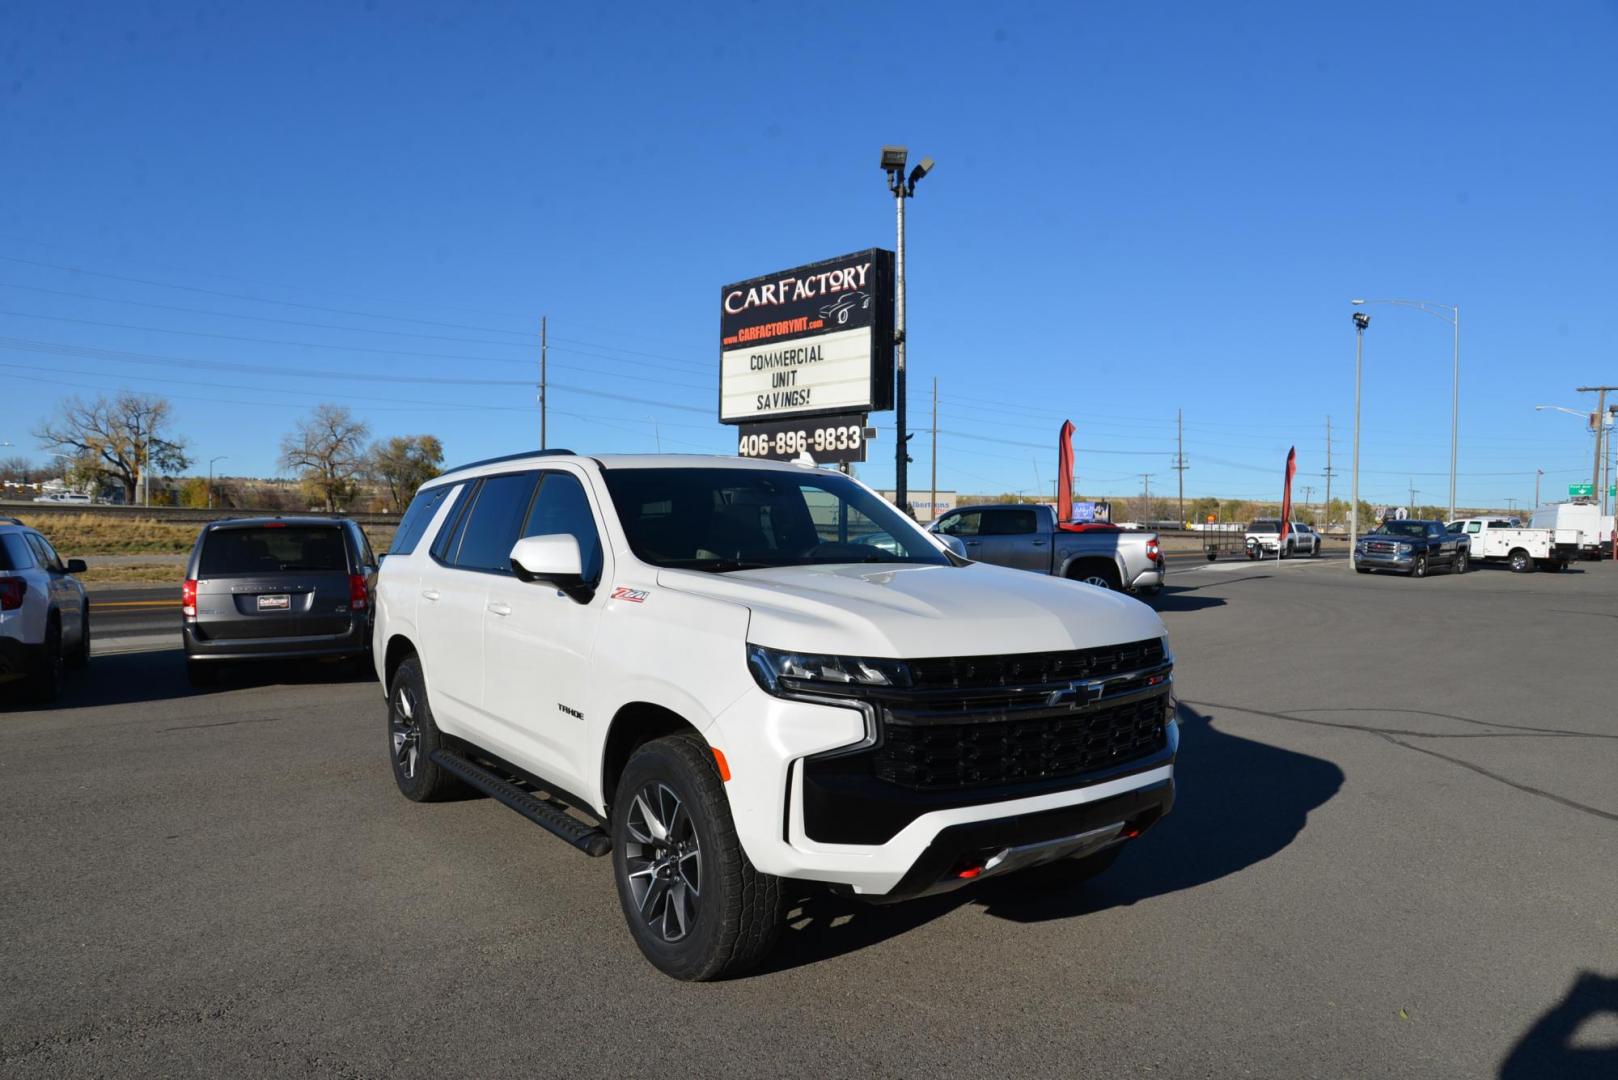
[182,578,197,619]
[0,576,25,611]
[349,574,369,611]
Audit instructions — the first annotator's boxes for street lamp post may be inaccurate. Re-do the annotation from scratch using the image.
[1352,298,1460,519]
[1350,312,1370,563]
[208,456,229,510]
[881,146,933,515]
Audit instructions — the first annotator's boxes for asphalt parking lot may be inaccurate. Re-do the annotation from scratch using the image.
[3,556,1615,1078]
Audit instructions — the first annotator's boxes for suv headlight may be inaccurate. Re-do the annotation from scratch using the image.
[1398,542,1414,553]
[747,644,912,696]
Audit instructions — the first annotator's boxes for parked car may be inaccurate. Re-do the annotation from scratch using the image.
[374,453,1177,980]
[1528,502,1611,560]
[182,516,378,687]
[927,503,1165,593]
[1445,517,1578,573]
[1353,520,1468,577]
[0,517,89,702]
[31,492,93,505]
[1243,519,1320,559]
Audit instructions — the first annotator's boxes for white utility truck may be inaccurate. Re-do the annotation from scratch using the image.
[1445,517,1580,573]
[1528,502,1611,560]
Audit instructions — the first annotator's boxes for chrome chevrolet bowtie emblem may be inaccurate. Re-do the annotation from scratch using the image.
[1047,679,1105,709]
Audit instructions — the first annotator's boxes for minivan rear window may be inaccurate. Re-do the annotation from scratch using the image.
[200,526,349,576]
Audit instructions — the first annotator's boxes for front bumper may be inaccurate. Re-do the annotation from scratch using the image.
[706,683,1178,898]
[183,618,369,662]
[1353,549,1415,570]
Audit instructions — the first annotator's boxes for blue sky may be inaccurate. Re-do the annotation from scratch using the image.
[2,1,1614,509]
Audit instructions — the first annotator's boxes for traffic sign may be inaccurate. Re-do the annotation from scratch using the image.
[1569,483,1594,497]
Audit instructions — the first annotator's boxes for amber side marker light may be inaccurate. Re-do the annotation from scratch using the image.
[711,747,731,782]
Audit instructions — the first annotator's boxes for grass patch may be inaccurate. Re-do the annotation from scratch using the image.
[17,515,396,559]
[80,564,186,588]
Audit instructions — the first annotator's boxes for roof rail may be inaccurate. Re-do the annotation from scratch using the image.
[0,515,23,526]
[439,449,575,477]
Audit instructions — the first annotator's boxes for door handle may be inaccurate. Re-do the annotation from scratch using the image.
[487,601,512,617]
[1031,540,1047,547]
[421,589,440,602]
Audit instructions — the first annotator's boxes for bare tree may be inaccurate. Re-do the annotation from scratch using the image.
[367,434,444,510]
[0,455,35,485]
[281,404,371,511]
[34,393,190,504]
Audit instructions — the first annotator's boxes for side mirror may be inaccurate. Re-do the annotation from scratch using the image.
[938,535,968,559]
[510,534,593,601]
[66,558,88,574]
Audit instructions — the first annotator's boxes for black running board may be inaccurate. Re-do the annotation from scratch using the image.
[430,749,612,857]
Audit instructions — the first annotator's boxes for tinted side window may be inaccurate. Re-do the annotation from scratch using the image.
[453,472,540,573]
[524,472,604,584]
[27,534,64,571]
[391,484,454,557]
[982,509,1037,536]
[937,511,981,537]
[430,483,477,563]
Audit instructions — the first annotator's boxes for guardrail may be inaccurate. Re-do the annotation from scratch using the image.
[0,500,401,526]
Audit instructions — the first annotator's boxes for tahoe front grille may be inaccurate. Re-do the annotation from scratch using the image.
[873,694,1169,791]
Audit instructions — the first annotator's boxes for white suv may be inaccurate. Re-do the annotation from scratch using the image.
[373,453,1178,980]
[0,518,90,703]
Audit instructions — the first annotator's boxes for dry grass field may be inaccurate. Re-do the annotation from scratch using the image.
[16,514,397,561]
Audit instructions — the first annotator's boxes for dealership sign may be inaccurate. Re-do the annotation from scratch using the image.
[719,249,895,424]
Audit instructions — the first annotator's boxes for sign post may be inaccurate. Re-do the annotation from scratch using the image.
[719,250,895,466]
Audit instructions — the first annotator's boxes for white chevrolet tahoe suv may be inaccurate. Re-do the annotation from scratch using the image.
[373,453,1177,980]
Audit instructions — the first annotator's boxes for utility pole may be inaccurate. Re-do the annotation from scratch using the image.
[930,376,938,524]
[1535,468,1543,512]
[1575,386,1615,515]
[882,147,933,514]
[1350,312,1369,563]
[1301,485,1315,522]
[1172,408,1188,525]
[1408,479,1419,512]
[1139,473,1153,520]
[540,315,548,450]
[1323,415,1335,532]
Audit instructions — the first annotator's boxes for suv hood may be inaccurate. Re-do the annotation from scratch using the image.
[655,561,1165,658]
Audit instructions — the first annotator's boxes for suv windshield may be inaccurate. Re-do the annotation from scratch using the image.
[200,525,350,575]
[601,467,949,572]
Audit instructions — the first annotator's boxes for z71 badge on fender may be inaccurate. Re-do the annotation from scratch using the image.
[610,586,648,603]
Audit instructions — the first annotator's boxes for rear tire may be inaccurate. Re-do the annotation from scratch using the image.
[66,604,90,669]
[610,732,782,981]
[24,619,64,704]
[387,655,468,802]
[1509,549,1534,574]
[1071,562,1122,591]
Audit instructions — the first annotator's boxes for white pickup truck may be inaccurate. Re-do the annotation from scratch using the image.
[1445,517,1579,573]
[373,453,1177,980]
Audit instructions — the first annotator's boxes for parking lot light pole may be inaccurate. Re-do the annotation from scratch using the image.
[1350,312,1370,563]
[882,146,933,514]
[1352,298,1459,520]
[208,455,228,510]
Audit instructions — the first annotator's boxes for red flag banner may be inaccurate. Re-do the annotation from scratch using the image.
[1058,420,1075,524]
[1279,446,1297,544]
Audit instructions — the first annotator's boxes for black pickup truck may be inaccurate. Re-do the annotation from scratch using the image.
[1352,519,1469,577]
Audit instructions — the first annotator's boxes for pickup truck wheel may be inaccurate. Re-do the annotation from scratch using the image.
[1509,549,1534,574]
[611,732,782,981]
[1071,563,1122,591]
[1453,550,1469,574]
[387,655,468,802]
[1410,553,1428,578]
[24,619,65,704]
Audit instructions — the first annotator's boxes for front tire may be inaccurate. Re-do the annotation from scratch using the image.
[1454,549,1469,574]
[66,604,91,669]
[1410,553,1429,578]
[387,655,468,802]
[610,732,782,981]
